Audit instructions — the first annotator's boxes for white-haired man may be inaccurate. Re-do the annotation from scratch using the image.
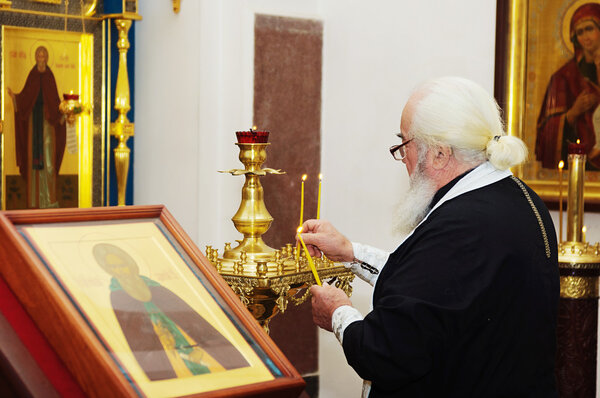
[300,77,559,397]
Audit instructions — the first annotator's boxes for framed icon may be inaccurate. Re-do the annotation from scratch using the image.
[496,0,600,203]
[0,205,304,397]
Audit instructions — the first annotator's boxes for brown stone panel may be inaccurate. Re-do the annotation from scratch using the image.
[253,13,323,385]
[254,14,323,250]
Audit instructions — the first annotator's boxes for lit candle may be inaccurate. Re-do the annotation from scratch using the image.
[299,174,307,226]
[558,160,564,243]
[568,139,585,154]
[62,91,79,101]
[583,225,587,243]
[297,227,322,286]
[316,173,323,219]
[296,174,308,263]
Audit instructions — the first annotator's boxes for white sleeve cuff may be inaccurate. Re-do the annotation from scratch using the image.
[343,242,390,286]
[332,305,364,345]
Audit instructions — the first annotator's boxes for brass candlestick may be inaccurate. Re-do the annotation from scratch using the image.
[211,135,354,333]
[223,142,278,261]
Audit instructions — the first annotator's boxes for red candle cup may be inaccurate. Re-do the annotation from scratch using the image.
[63,93,80,101]
[236,130,269,143]
[568,141,586,155]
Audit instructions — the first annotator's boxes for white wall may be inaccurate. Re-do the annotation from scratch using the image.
[134,0,322,254]
[133,1,520,397]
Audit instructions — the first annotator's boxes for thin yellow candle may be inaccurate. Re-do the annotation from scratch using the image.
[296,174,308,263]
[297,227,322,286]
[316,173,323,219]
[299,174,307,225]
[558,160,564,243]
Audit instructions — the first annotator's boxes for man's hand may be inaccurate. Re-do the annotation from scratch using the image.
[297,219,354,262]
[310,284,352,332]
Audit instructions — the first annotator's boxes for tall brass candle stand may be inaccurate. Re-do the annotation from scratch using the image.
[107,15,140,206]
[210,131,354,333]
[556,142,600,397]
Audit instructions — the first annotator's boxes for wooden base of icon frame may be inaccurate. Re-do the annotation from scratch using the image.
[0,205,305,397]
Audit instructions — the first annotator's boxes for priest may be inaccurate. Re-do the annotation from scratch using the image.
[300,76,559,397]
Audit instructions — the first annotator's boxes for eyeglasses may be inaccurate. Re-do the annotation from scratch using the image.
[389,138,413,161]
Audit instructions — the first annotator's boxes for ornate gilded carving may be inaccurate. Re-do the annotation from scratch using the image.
[559,241,600,264]
[558,243,600,299]
[560,276,599,299]
[272,284,290,313]
[288,286,312,306]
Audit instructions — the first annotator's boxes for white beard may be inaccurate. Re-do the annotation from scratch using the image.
[394,164,437,236]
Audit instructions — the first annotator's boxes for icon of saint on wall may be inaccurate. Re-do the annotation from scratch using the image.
[6,45,66,208]
[536,2,600,170]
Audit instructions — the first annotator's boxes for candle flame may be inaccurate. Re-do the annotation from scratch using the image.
[577,139,581,144]
[252,125,257,130]
[558,160,564,169]
[319,173,323,180]
[297,226,303,233]
[583,226,587,233]
[302,174,307,181]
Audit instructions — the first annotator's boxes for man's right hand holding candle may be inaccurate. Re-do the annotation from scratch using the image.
[297,219,354,262]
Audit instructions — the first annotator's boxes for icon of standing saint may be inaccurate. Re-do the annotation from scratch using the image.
[6,45,66,208]
[536,2,600,170]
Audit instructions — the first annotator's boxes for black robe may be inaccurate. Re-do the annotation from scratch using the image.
[343,175,559,397]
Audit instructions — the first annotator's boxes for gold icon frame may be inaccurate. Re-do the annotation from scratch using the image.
[0,5,106,210]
